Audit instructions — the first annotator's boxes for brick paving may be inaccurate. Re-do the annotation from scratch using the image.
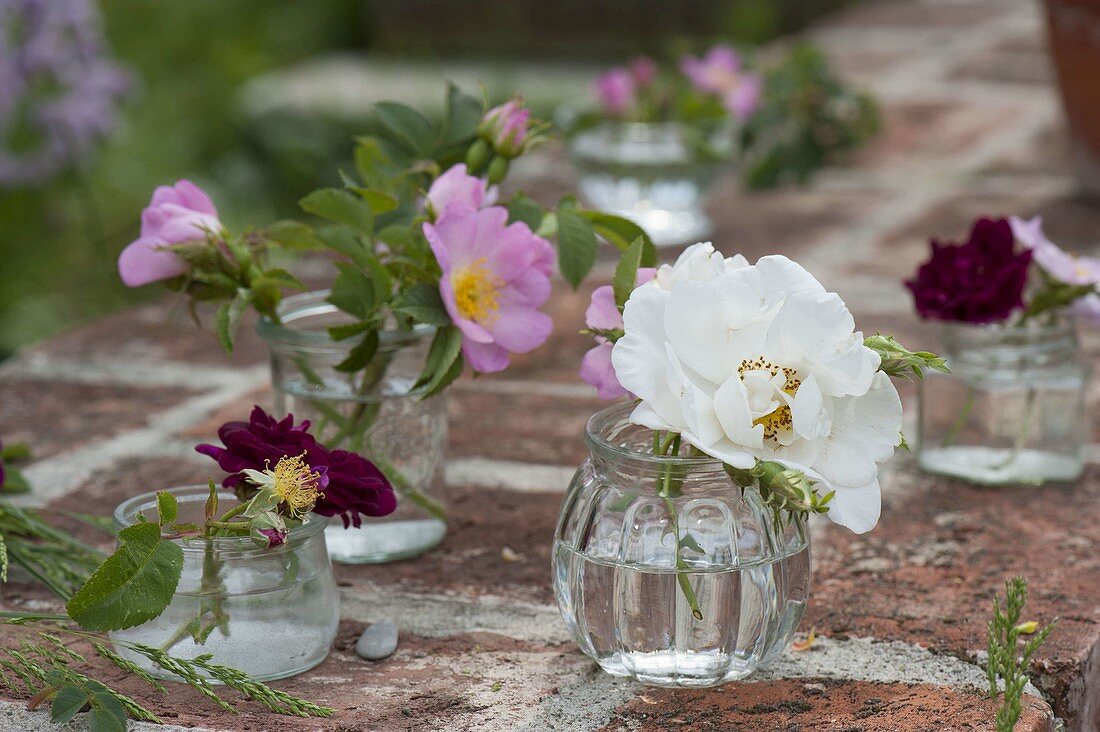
[1,0,1099,729]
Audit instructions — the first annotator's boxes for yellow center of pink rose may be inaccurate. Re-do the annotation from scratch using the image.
[453,258,503,323]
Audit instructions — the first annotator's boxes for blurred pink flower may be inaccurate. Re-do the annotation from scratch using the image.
[480,100,530,158]
[579,268,657,399]
[118,180,222,287]
[426,164,497,218]
[423,206,555,373]
[680,45,762,120]
[594,68,635,116]
[1011,215,1100,324]
[630,56,657,87]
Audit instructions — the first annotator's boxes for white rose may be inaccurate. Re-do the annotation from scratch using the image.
[612,252,901,534]
[653,242,748,290]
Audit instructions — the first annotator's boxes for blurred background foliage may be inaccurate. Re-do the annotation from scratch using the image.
[0,0,853,360]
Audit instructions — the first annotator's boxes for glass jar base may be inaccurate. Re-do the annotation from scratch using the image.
[918,446,1083,485]
[110,625,333,683]
[325,518,447,564]
[595,650,761,687]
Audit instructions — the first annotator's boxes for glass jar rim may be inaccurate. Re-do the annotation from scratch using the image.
[937,317,1078,361]
[113,486,327,554]
[584,401,726,472]
[255,289,434,349]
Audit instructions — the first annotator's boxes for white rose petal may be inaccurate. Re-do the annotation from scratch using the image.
[612,246,900,534]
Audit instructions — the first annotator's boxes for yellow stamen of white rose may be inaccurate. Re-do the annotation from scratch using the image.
[452,258,503,323]
[739,357,802,441]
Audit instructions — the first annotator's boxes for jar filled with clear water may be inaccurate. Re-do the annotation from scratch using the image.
[552,403,811,687]
[567,120,734,248]
[917,320,1090,485]
[258,291,448,563]
[109,488,339,681]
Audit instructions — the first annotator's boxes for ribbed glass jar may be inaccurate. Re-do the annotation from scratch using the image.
[108,487,339,681]
[917,320,1091,485]
[552,403,811,687]
[566,119,734,247]
[258,291,448,563]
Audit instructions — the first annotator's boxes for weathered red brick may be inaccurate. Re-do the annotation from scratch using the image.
[597,679,1053,732]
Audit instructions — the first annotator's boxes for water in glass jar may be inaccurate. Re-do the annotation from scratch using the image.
[553,540,810,687]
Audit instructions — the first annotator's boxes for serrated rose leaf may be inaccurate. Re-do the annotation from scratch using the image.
[66,522,183,632]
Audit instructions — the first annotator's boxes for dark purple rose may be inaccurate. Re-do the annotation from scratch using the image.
[905,217,1032,324]
[317,449,398,528]
[196,406,321,491]
[197,406,396,527]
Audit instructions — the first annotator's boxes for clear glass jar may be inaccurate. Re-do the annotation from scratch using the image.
[552,403,811,688]
[108,487,339,681]
[257,291,448,564]
[917,320,1091,485]
[566,119,734,247]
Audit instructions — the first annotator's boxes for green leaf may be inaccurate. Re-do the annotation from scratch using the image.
[264,220,323,251]
[443,83,484,145]
[335,330,380,373]
[66,521,184,632]
[394,283,451,326]
[556,207,599,289]
[0,466,31,494]
[507,193,544,230]
[581,211,656,267]
[613,237,645,310]
[214,290,250,354]
[1024,281,1096,320]
[0,442,31,462]
[354,136,397,189]
[414,325,464,397]
[155,491,178,527]
[375,102,438,157]
[50,685,88,725]
[327,321,372,341]
[253,267,305,291]
[328,264,376,319]
[299,188,374,235]
[355,188,399,215]
[316,225,373,269]
[90,685,128,730]
[89,707,126,732]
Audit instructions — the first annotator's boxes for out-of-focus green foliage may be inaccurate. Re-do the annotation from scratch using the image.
[0,1,364,359]
[739,43,879,190]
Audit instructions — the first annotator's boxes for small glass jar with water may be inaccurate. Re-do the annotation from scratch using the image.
[552,403,811,687]
[109,487,339,681]
[566,119,734,248]
[258,291,448,563]
[917,320,1090,485]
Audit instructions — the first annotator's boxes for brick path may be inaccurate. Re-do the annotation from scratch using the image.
[2,0,1099,729]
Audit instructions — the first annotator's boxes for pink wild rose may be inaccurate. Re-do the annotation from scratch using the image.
[118,180,223,287]
[480,100,530,158]
[594,68,635,116]
[426,164,498,219]
[423,206,555,373]
[679,45,762,120]
[1011,215,1100,324]
[579,268,657,399]
[630,56,658,87]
